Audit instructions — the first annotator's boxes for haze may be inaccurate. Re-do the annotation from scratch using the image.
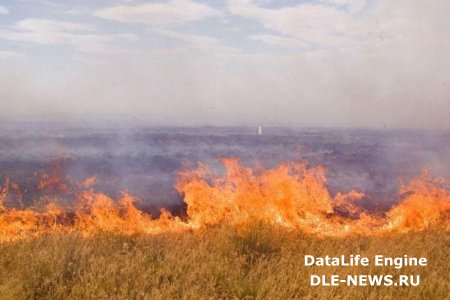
[0,0,449,129]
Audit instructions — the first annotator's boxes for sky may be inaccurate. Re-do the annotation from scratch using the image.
[0,0,449,128]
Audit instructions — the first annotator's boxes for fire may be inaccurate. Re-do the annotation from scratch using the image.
[176,159,336,228]
[176,159,381,237]
[73,192,188,236]
[386,171,450,232]
[36,160,70,194]
[82,176,97,188]
[0,159,449,242]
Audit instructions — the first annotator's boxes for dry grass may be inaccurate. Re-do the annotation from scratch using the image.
[0,224,448,299]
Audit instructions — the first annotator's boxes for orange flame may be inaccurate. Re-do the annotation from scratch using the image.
[0,159,449,242]
[36,160,69,194]
[82,176,97,188]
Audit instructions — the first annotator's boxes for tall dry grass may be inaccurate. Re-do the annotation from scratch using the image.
[0,224,448,299]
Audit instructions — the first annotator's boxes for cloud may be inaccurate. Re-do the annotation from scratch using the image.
[250,34,306,48]
[322,0,367,13]
[154,29,240,55]
[227,0,361,48]
[0,6,9,15]
[146,47,188,57]
[95,0,221,25]
[13,19,95,32]
[0,51,25,59]
[0,19,138,54]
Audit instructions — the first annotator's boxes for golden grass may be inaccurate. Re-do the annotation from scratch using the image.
[0,225,448,299]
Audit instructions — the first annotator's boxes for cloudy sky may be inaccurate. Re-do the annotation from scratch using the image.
[0,0,449,128]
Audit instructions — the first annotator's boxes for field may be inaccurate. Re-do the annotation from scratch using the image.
[0,125,449,299]
[0,226,448,300]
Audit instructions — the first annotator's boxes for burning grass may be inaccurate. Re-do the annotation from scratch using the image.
[0,226,448,299]
[0,159,449,298]
[1,159,449,242]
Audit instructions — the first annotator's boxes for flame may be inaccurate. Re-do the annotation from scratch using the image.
[386,171,450,232]
[82,176,97,188]
[0,178,9,209]
[0,159,449,242]
[36,160,69,194]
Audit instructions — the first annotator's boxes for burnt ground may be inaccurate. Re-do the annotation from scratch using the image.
[1,122,450,214]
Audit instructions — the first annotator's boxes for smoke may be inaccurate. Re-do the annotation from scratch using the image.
[1,124,450,209]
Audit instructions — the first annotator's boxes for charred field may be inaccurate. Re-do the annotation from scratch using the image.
[0,123,449,299]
